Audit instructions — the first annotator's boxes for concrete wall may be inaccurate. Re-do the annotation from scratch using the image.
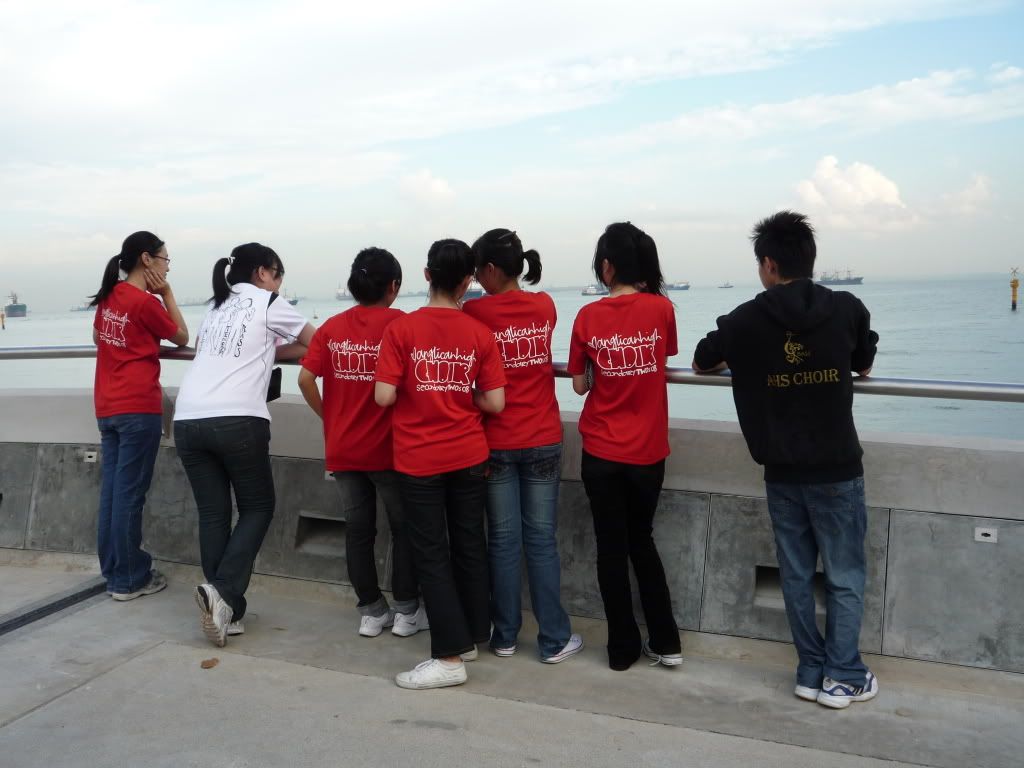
[2,390,1023,673]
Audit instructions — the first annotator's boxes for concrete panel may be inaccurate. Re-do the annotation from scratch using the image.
[141,447,201,566]
[555,481,709,632]
[0,443,37,548]
[26,443,102,554]
[883,510,1024,672]
[255,457,391,588]
[701,494,887,653]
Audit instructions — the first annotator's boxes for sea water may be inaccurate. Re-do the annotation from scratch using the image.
[2,276,1022,441]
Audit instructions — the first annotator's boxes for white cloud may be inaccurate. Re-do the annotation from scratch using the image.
[940,174,993,216]
[795,156,918,232]
[399,170,455,206]
[989,64,1024,83]
[593,67,1024,150]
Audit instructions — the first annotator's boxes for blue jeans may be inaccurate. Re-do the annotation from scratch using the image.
[174,416,275,621]
[765,476,869,688]
[487,443,571,658]
[97,413,163,594]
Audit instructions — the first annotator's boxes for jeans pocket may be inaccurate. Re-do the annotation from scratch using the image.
[468,460,489,479]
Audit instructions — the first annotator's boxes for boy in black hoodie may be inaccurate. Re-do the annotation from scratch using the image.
[693,211,879,709]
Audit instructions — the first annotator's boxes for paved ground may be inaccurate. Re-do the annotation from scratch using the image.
[1,557,1021,768]
[0,557,99,615]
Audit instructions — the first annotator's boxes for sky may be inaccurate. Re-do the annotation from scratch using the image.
[2,0,1022,309]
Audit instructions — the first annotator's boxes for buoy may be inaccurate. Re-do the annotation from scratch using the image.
[1012,268,1020,312]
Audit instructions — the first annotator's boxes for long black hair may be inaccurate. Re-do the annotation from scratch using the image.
[347,247,402,305]
[212,243,284,308]
[426,239,474,294]
[471,228,541,285]
[89,231,165,307]
[593,222,665,295]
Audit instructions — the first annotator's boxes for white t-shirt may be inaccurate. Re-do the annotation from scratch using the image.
[173,282,307,422]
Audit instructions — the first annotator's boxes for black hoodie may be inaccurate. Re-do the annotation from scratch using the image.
[693,279,878,483]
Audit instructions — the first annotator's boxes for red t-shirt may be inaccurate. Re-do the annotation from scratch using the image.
[302,305,403,472]
[567,292,678,465]
[375,307,507,477]
[93,282,179,418]
[462,291,562,450]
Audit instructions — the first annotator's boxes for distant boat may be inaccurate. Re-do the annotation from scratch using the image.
[4,292,27,318]
[718,282,734,289]
[667,281,690,291]
[70,302,93,312]
[463,279,484,300]
[335,284,352,301]
[582,283,609,296]
[817,269,864,286]
[285,290,299,306]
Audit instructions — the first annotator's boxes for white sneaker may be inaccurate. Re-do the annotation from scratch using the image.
[642,637,683,667]
[111,570,167,602]
[359,610,395,638]
[794,684,820,702]
[395,658,467,690]
[392,604,429,637]
[461,645,478,662]
[542,633,584,664]
[491,644,518,657]
[817,671,879,709]
[195,584,233,648]
[227,620,245,636]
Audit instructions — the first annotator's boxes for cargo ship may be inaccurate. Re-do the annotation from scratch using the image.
[582,283,609,296]
[4,292,27,318]
[817,270,863,286]
[668,281,690,291]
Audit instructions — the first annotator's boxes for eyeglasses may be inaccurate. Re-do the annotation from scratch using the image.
[149,253,170,264]
[269,267,284,279]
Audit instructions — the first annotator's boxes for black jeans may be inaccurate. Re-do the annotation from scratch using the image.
[333,470,418,615]
[398,462,490,658]
[580,450,680,669]
[174,416,275,620]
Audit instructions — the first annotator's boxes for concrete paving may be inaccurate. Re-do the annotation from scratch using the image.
[0,558,99,615]
[0,558,1021,768]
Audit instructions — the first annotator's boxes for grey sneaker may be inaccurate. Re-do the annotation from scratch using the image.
[817,671,879,709]
[642,637,683,667]
[111,570,167,602]
[395,658,467,690]
[794,684,821,702]
[195,583,234,648]
[392,604,429,637]
[542,633,584,664]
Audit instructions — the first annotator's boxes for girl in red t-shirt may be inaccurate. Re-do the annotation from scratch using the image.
[567,222,682,671]
[375,239,506,691]
[298,248,424,640]
[463,229,582,664]
[90,231,189,601]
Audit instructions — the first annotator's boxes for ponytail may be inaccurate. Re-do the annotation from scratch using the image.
[211,257,232,306]
[89,230,165,307]
[522,249,542,285]
[593,222,665,295]
[211,243,283,308]
[471,228,542,285]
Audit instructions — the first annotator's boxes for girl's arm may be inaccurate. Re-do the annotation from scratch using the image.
[144,268,189,346]
[473,386,505,414]
[572,374,589,395]
[275,323,316,361]
[297,368,323,418]
[375,382,398,407]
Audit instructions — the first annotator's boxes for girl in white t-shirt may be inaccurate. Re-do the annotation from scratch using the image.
[174,243,315,647]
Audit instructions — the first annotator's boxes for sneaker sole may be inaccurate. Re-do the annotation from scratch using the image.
[195,587,227,648]
[643,651,683,667]
[542,642,584,664]
[394,674,467,691]
[817,687,878,709]
[491,646,517,657]
[111,580,167,602]
[392,623,428,637]
[795,687,821,702]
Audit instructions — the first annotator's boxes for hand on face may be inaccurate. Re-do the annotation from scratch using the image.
[144,267,170,296]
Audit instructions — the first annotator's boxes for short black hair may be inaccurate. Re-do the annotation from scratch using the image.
[750,210,816,279]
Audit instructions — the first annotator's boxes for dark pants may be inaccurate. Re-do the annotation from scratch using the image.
[174,416,275,620]
[398,462,490,658]
[97,413,162,594]
[333,470,418,615]
[581,450,680,669]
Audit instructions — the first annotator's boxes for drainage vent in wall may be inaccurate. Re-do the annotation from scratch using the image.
[294,511,347,557]
[753,565,827,615]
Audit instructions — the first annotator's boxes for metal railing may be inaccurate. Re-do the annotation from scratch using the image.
[3,344,1023,404]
